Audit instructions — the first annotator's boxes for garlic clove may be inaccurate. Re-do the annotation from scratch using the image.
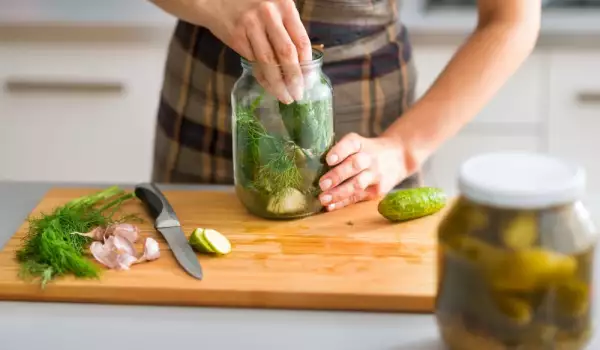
[116,253,139,270]
[111,235,137,257]
[136,237,161,263]
[90,241,118,269]
[104,223,140,243]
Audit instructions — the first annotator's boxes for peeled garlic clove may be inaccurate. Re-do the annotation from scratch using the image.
[90,241,118,269]
[90,236,139,270]
[111,235,137,257]
[116,253,139,270]
[136,238,160,263]
[104,223,140,243]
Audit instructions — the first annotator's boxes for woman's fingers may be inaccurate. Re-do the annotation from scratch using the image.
[281,0,313,62]
[319,170,376,206]
[319,151,371,191]
[245,12,294,104]
[230,26,255,62]
[325,133,363,166]
[325,190,370,212]
[262,2,304,100]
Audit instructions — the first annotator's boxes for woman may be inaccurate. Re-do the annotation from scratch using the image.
[149,0,541,212]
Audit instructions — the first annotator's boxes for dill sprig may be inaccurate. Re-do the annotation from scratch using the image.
[15,186,138,288]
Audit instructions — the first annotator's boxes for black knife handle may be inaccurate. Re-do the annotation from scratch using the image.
[134,183,180,228]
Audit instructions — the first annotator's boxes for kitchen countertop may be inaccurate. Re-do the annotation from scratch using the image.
[0,181,598,350]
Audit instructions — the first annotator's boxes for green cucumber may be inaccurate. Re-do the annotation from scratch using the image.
[189,228,232,255]
[377,187,447,222]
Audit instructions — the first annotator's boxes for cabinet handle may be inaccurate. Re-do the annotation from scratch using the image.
[4,78,125,94]
[577,92,600,104]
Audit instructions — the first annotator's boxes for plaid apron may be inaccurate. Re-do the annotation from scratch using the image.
[152,0,421,188]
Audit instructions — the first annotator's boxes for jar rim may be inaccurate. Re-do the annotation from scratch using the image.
[240,47,324,70]
[457,151,586,209]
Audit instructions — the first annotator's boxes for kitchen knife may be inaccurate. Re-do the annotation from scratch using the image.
[134,182,203,280]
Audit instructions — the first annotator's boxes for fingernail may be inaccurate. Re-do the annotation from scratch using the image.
[320,178,332,191]
[328,203,336,211]
[326,154,338,165]
[321,194,332,204]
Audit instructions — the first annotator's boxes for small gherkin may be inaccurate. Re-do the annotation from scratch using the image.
[377,187,448,222]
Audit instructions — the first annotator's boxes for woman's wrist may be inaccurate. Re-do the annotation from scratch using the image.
[380,106,438,177]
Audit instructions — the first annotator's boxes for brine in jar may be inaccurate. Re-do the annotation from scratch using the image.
[435,152,598,350]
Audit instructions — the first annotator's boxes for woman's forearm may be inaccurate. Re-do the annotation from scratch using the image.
[383,6,541,174]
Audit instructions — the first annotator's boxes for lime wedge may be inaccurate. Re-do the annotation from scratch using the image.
[189,228,231,255]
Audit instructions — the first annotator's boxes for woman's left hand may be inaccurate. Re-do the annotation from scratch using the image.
[318,132,408,211]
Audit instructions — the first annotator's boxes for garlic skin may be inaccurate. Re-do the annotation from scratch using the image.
[105,223,140,243]
[89,229,160,270]
[90,235,139,270]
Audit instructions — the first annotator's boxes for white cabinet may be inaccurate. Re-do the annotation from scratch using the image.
[548,51,600,196]
[0,29,172,183]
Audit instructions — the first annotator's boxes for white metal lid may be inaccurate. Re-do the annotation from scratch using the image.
[457,151,586,209]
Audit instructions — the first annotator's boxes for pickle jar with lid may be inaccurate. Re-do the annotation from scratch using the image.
[435,152,598,350]
[231,49,335,220]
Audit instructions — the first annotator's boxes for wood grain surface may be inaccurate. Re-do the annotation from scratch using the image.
[0,187,448,313]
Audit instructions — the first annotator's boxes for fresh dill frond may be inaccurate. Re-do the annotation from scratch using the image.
[15,186,138,287]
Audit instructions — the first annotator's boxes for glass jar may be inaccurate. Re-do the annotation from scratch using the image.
[231,49,335,220]
[435,152,598,350]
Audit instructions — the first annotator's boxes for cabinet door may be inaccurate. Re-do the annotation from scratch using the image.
[0,38,170,183]
[422,132,541,197]
[411,46,546,126]
[548,51,600,197]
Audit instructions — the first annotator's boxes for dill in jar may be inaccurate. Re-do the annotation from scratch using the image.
[234,89,334,219]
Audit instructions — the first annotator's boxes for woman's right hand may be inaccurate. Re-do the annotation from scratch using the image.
[204,0,313,103]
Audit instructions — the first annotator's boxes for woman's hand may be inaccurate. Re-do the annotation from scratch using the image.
[151,0,312,103]
[317,133,409,211]
[208,0,312,103]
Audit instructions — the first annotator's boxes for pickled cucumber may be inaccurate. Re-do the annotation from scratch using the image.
[378,187,447,222]
[502,212,538,249]
[441,234,504,269]
[556,278,590,317]
[491,292,533,325]
[487,248,577,291]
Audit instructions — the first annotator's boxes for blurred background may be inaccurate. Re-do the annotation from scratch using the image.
[1,0,599,209]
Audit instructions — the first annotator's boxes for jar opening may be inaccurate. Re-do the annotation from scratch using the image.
[240,48,324,71]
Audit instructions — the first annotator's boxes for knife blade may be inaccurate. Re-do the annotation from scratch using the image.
[134,182,203,280]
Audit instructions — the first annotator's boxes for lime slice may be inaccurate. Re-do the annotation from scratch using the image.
[189,228,231,255]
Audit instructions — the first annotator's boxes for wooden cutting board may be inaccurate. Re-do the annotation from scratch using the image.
[0,187,448,313]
